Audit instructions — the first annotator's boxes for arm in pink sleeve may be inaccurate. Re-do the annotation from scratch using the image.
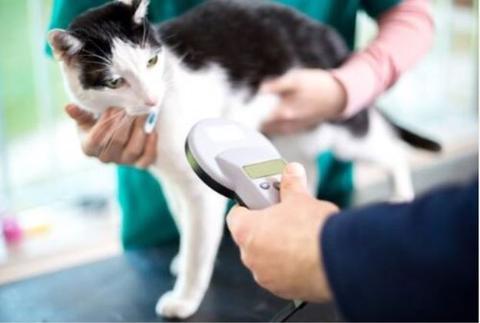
[331,0,434,118]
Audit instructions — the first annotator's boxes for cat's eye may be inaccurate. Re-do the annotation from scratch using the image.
[105,77,125,89]
[147,55,158,68]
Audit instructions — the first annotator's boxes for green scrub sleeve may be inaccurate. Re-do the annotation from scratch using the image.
[361,0,402,18]
[117,166,179,248]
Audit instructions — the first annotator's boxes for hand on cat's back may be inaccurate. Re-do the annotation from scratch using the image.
[260,69,347,135]
[65,104,157,168]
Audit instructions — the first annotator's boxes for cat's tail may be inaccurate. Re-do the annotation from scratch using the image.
[380,110,442,152]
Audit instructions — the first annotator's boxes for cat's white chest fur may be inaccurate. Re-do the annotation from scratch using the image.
[152,51,276,178]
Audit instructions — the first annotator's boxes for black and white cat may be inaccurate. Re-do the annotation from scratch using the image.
[48,0,440,318]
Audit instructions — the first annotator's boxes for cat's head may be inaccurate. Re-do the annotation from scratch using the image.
[48,0,166,116]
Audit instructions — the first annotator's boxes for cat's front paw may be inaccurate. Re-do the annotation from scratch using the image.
[155,291,201,319]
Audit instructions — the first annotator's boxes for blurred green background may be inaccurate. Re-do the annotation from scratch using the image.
[0,0,66,139]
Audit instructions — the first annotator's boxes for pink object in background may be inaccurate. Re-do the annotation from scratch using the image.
[331,0,434,118]
[2,217,22,244]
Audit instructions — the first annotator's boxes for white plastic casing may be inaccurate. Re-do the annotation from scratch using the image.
[186,118,285,209]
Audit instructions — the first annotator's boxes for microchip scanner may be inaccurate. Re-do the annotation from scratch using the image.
[185,118,305,321]
[185,118,285,209]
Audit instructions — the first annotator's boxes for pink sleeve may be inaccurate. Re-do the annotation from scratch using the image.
[330,0,434,118]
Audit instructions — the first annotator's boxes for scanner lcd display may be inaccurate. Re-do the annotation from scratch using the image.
[243,159,286,179]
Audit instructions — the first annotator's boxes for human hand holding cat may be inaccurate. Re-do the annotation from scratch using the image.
[226,163,338,302]
[65,104,157,168]
[260,69,347,135]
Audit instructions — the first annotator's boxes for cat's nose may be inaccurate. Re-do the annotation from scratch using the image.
[145,96,159,107]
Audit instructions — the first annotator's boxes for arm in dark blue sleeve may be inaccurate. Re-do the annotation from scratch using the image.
[321,179,478,321]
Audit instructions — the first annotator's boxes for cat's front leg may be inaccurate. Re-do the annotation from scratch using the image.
[155,177,226,318]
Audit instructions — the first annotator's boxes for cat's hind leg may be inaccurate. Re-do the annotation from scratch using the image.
[332,112,415,202]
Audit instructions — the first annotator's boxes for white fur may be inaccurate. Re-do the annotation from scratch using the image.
[133,0,149,24]
[116,0,150,24]
[54,37,415,319]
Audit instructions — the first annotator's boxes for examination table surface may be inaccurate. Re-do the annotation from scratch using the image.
[0,232,339,322]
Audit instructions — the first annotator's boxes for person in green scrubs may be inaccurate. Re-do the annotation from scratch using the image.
[48,0,401,248]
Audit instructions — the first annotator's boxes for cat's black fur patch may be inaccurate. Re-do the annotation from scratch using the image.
[159,0,349,90]
[333,110,370,137]
[68,1,160,89]
[159,0,368,136]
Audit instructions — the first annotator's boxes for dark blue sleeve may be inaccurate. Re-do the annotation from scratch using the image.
[321,179,478,321]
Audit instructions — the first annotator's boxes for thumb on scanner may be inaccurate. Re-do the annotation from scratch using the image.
[280,162,309,201]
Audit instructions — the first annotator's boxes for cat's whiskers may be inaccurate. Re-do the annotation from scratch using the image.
[166,41,181,53]
[80,49,112,66]
[79,58,109,65]
[83,65,112,74]
[79,61,112,70]
[86,40,114,64]
[73,27,115,61]
[141,19,148,48]
[177,52,189,65]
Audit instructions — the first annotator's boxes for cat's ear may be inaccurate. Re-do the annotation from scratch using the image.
[116,0,150,24]
[48,29,83,62]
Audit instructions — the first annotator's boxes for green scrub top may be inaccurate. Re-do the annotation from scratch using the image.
[48,0,400,248]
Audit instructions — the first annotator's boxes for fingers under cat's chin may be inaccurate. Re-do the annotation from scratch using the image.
[126,108,151,117]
